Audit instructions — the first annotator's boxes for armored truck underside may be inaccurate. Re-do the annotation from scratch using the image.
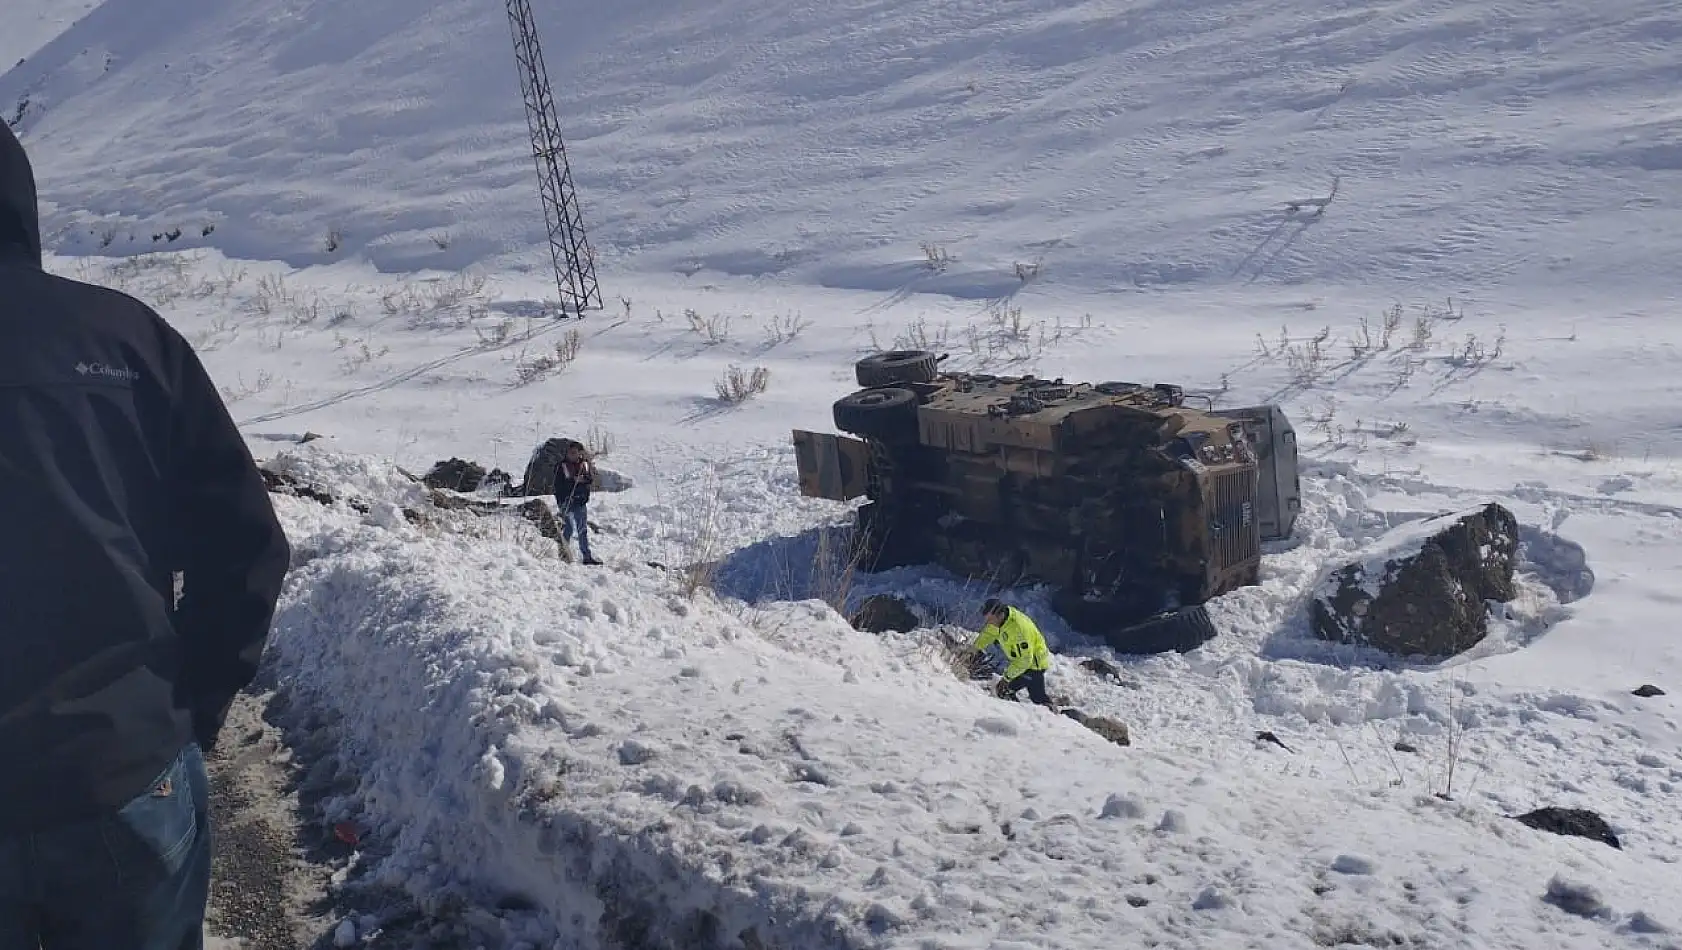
[794,354,1301,645]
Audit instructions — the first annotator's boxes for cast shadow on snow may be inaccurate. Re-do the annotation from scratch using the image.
[708,523,1103,651]
[817,261,1030,316]
[1258,524,1596,673]
[705,513,1597,676]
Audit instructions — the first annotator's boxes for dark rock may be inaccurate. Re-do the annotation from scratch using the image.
[260,467,369,513]
[1514,807,1621,850]
[519,437,581,496]
[1311,503,1520,657]
[484,468,514,496]
[423,457,488,492]
[848,594,921,633]
[1393,740,1418,754]
[1081,657,1122,681]
[1633,684,1666,698]
[1255,731,1293,752]
[1063,709,1130,746]
[513,499,564,541]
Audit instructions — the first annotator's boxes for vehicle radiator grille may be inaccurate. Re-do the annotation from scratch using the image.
[1211,469,1261,572]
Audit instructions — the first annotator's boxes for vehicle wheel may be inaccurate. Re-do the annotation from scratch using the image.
[855,350,940,387]
[833,387,919,442]
[1107,605,1218,655]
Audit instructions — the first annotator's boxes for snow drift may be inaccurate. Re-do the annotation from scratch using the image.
[261,447,1682,949]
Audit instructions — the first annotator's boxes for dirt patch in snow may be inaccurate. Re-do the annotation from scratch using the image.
[204,684,535,950]
[204,688,338,949]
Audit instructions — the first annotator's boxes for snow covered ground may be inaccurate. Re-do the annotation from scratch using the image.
[5,0,1682,946]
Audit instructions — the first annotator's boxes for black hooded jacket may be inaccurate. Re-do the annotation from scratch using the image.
[0,123,290,833]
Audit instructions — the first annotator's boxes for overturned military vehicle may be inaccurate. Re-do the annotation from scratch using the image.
[793,350,1300,653]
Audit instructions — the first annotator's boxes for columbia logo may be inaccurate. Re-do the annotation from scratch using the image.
[75,361,141,382]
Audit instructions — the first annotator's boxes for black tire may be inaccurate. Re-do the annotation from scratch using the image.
[855,350,940,387]
[833,387,919,442]
[1106,605,1218,655]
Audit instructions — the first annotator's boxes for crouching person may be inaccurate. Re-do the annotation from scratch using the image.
[971,598,1054,706]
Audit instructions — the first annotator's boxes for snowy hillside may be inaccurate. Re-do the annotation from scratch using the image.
[261,448,1682,950]
[35,244,1682,948]
[5,0,1682,297]
[4,0,1682,947]
[0,0,99,68]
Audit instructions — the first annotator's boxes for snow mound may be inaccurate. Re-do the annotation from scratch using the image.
[264,451,1682,949]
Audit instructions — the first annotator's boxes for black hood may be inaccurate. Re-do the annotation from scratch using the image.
[0,122,41,266]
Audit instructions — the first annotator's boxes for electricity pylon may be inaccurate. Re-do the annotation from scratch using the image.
[506,0,602,315]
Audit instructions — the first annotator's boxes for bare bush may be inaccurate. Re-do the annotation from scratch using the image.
[714,365,770,404]
[584,424,616,459]
[381,273,488,326]
[1284,326,1332,386]
[674,467,726,599]
[954,302,1092,369]
[686,309,732,344]
[1445,327,1506,369]
[219,371,275,404]
[249,273,294,316]
[920,243,953,272]
[334,333,390,374]
[813,528,866,615]
[287,293,326,328]
[512,329,582,385]
[867,315,951,354]
[761,312,811,346]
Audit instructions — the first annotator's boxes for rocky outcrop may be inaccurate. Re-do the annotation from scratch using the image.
[1514,807,1621,850]
[848,594,921,633]
[1311,503,1520,657]
[260,467,366,512]
[423,457,489,493]
[427,488,567,545]
[1061,709,1131,746]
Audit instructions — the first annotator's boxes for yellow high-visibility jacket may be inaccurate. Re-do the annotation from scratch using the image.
[971,606,1052,680]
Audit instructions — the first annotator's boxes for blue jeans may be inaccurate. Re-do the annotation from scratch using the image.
[0,744,211,949]
[562,504,593,561]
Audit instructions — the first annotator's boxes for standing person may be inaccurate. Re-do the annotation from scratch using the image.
[0,123,291,947]
[556,440,601,565]
[971,598,1055,706]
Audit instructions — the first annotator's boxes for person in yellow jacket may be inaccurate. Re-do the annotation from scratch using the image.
[971,598,1054,706]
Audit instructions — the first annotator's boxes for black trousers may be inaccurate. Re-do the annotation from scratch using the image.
[999,668,1053,706]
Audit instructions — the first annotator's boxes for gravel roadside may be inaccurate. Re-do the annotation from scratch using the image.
[202,689,337,950]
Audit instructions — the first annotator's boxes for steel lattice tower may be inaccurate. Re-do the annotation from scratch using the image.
[506,0,602,315]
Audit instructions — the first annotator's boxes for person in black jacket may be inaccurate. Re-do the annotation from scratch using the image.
[555,440,601,565]
[0,123,291,946]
